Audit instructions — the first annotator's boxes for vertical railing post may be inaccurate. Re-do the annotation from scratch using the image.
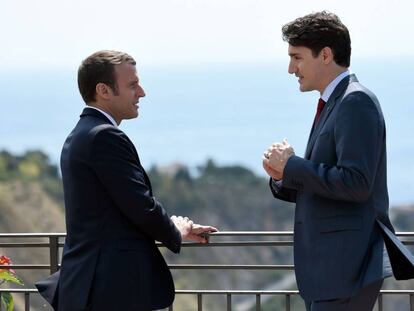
[197,294,203,311]
[285,294,291,311]
[410,294,414,311]
[168,304,173,311]
[256,294,261,311]
[49,236,59,274]
[227,294,232,311]
[25,292,30,311]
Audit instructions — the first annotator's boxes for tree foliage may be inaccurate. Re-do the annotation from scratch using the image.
[0,150,63,202]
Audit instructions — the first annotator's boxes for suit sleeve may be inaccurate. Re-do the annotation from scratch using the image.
[282,91,384,202]
[269,178,297,203]
[90,128,182,253]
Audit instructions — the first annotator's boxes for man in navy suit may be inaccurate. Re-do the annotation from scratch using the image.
[36,50,216,311]
[262,11,397,311]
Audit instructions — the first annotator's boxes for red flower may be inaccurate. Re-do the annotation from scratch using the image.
[0,255,14,273]
[0,255,12,265]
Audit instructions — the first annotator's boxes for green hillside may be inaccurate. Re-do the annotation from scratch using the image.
[0,150,413,310]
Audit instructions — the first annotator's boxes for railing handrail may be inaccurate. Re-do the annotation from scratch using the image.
[1,231,414,237]
[1,232,414,311]
[2,288,414,294]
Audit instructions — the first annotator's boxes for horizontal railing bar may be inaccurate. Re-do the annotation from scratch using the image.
[169,264,294,270]
[3,242,414,248]
[1,232,414,238]
[3,240,414,248]
[0,232,295,238]
[0,243,65,248]
[1,288,414,295]
[1,264,293,270]
[206,231,294,236]
[176,290,300,295]
[2,241,414,248]
[0,264,52,270]
[1,241,413,250]
[0,242,295,249]
[380,290,414,294]
[160,241,294,247]
[0,242,51,248]
[177,290,414,295]
[1,242,412,249]
[1,242,413,249]
[0,233,65,238]
[0,264,62,269]
[395,233,414,237]
[0,289,39,293]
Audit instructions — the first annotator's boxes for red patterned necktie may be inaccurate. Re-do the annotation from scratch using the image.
[314,98,326,126]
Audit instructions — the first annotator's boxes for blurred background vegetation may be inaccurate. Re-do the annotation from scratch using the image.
[0,150,413,310]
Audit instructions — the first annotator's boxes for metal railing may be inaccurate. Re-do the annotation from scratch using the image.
[1,232,414,311]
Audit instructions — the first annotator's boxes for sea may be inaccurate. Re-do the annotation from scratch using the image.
[1,58,413,206]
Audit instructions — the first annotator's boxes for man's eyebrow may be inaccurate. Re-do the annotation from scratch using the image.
[288,52,300,57]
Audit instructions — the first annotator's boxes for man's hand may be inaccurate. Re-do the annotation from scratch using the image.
[188,223,218,243]
[262,159,283,180]
[262,139,295,179]
[171,215,218,243]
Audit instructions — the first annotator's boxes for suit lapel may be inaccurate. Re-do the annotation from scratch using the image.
[304,74,358,159]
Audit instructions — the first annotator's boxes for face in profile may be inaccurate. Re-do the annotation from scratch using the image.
[110,63,146,123]
[288,45,325,93]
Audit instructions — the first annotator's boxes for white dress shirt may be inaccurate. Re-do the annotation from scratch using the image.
[321,69,351,102]
[86,106,118,127]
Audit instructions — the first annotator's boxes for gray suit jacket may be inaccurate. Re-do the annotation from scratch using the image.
[270,74,413,301]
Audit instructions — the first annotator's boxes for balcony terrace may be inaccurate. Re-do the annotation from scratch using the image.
[1,232,414,311]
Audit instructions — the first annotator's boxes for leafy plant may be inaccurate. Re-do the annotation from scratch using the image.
[0,255,24,311]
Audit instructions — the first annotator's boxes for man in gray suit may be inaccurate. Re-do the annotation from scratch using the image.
[262,11,395,311]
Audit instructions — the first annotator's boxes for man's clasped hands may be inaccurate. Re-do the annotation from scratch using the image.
[262,138,295,181]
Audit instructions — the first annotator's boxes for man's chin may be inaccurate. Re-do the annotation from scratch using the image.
[124,112,139,120]
[299,84,311,92]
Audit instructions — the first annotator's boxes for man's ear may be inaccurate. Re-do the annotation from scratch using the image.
[95,83,113,100]
[321,47,334,65]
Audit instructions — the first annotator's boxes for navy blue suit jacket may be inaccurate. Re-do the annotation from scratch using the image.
[270,74,413,301]
[37,108,181,311]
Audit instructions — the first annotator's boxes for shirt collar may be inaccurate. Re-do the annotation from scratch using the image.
[86,106,118,127]
[321,69,351,102]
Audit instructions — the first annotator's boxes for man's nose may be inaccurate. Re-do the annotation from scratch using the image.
[288,62,296,75]
[138,86,146,97]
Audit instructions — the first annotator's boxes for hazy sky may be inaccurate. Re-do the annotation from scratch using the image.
[1,0,413,204]
[2,0,413,70]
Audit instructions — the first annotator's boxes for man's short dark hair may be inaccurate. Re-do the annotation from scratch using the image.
[282,11,351,67]
[78,50,136,104]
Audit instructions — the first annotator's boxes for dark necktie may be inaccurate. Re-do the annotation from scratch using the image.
[314,98,326,126]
